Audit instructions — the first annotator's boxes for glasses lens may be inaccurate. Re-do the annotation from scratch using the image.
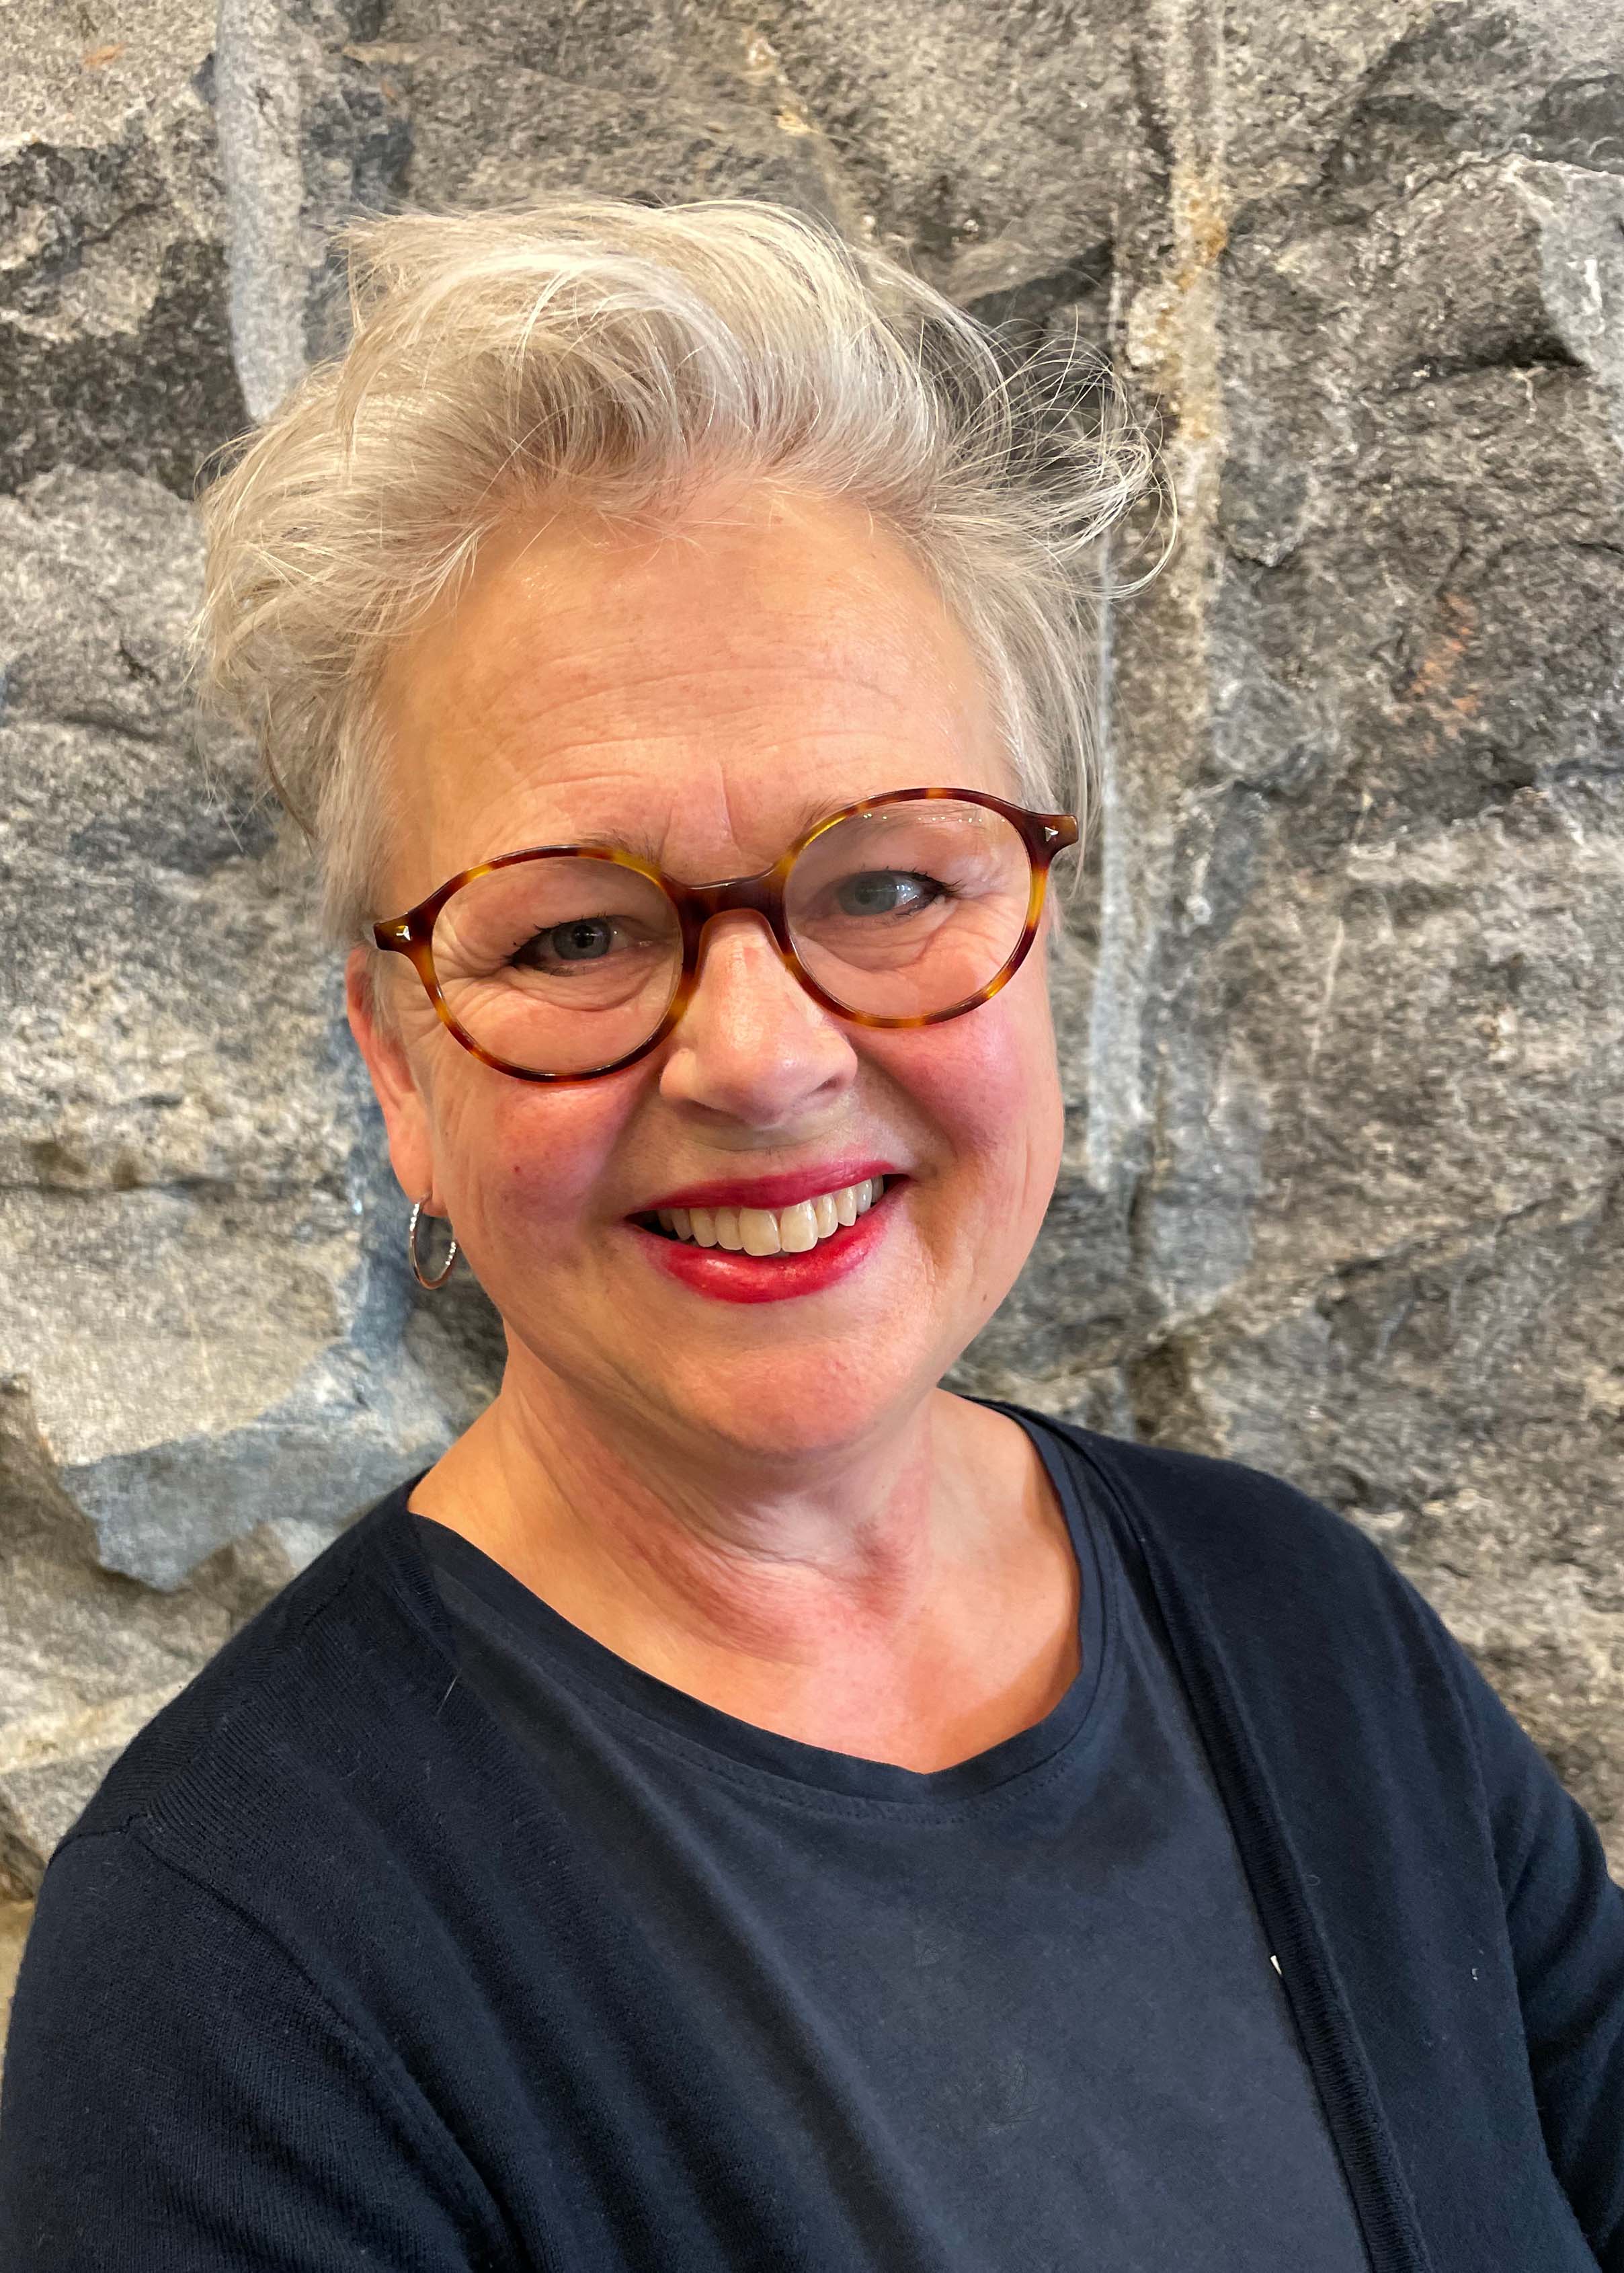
[786,799,1034,1019]
[431,854,680,1074]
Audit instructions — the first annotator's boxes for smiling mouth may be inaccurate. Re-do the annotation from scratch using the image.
[632,1174,891,1255]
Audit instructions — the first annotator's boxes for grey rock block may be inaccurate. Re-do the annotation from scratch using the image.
[674,0,1148,301]
[1,3,246,493]
[0,463,471,1594]
[214,0,412,415]
[0,1373,313,1897]
[0,1899,31,2085]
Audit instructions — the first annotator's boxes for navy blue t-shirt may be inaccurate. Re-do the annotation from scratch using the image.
[413,1404,1371,2270]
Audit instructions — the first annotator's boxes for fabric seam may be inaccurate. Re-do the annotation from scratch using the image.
[421,1498,1124,1825]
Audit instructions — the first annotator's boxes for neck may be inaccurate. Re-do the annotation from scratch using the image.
[415,1363,989,1673]
[409,1360,1080,1771]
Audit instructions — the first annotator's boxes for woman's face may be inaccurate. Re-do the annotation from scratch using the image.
[348,485,1067,1469]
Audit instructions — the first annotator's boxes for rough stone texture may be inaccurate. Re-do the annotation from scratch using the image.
[0,1900,28,2089]
[0,462,479,1592]
[1,3,245,492]
[1,0,1621,2026]
[965,0,1624,1859]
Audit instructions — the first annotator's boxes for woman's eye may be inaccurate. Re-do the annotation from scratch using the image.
[513,918,620,970]
[834,870,948,918]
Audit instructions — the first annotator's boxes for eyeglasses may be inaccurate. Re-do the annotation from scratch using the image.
[371,785,1080,1084]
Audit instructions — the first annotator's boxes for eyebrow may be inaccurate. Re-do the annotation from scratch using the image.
[555,789,872,871]
[568,822,669,862]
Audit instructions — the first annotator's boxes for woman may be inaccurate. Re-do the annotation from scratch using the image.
[1,198,1619,2273]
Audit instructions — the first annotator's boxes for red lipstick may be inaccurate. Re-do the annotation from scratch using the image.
[632,1161,902,1215]
[626,1176,901,1304]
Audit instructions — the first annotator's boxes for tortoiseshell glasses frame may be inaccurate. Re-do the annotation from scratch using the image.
[370,784,1080,1084]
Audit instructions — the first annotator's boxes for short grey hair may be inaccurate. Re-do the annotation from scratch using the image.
[192,196,1160,959]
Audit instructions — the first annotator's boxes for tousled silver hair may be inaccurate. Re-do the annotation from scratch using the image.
[192,196,1162,969]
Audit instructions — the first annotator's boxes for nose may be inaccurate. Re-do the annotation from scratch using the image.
[655,909,858,1121]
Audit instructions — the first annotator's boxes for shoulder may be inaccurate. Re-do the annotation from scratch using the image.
[61,1484,454,1881]
[1037,1417,1471,1709]
[13,1488,516,2117]
[1043,1419,1391,1591]
[1032,1414,1527,1857]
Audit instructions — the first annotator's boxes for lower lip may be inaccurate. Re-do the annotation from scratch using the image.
[626,1182,902,1304]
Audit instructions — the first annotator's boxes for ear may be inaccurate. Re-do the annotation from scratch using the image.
[345,946,440,1211]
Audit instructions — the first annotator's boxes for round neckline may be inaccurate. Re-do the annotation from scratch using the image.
[401,1401,1119,1811]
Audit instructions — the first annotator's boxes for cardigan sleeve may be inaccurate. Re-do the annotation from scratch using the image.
[1443,1630,1624,2271]
[0,1827,497,2272]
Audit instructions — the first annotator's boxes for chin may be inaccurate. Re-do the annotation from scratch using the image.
[659,1349,924,1464]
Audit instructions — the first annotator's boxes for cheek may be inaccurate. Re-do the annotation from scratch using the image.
[440,1074,636,1227]
[877,979,1063,1186]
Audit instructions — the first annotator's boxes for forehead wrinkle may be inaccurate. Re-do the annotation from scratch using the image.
[445,727,955,877]
[452,559,973,745]
[398,517,987,759]
[512,791,911,883]
[425,670,979,875]
[428,627,979,875]
[378,489,1004,905]
[411,478,988,756]
[465,634,960,756]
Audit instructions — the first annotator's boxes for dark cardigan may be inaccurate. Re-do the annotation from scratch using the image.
[1,1403,1620,2270]
[1045,1410,1624,2273]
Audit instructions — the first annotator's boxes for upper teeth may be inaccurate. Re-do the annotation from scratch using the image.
[656,1177,887,1254]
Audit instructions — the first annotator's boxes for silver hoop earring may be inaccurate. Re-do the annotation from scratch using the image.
[407,1197,459,1290]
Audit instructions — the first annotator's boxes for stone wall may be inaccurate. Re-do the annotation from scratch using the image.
[3,0,1622,2044]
